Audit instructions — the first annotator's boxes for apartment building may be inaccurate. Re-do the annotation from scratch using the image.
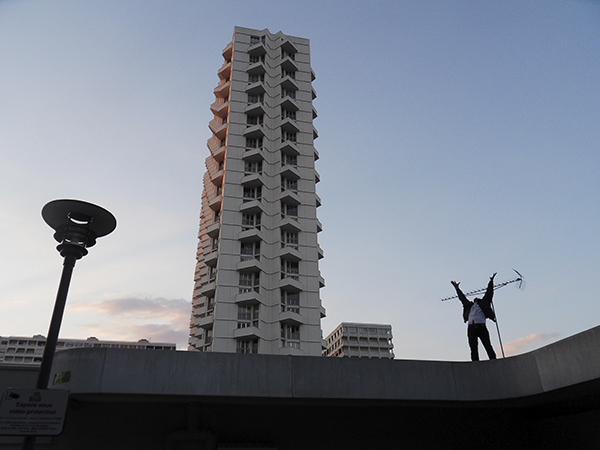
[323,323,395,359]
[0,335,176,365]
[188,27,325,355]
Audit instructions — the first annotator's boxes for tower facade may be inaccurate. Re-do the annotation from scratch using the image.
[189,27,325,356]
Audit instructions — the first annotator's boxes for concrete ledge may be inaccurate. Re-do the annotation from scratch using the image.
[46,325,600,403]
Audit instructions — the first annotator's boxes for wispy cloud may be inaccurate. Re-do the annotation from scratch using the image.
[66,296,191,348]
[504,333,560,356]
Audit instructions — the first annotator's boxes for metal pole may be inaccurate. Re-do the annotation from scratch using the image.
[491,301,506,358]
[22,253,77,450]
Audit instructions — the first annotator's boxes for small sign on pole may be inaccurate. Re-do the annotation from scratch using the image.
[0,389,69,436]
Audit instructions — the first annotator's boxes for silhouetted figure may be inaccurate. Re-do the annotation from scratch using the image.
[451,273,497,361]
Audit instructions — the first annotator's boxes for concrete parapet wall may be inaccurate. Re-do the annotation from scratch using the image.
[46,325,600,402]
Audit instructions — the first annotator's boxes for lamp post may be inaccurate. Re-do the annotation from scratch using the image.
[23,200,116,450]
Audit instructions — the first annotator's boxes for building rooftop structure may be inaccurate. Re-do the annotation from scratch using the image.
[2,325,600,449]
[323,322,394,358]
[0,335,175,366]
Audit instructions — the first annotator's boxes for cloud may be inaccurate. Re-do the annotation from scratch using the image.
[66,296,191,348]
[504,333,560,356]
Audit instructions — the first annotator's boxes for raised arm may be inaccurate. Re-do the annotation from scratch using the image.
[482,273,497,303]
[451,280,470,307]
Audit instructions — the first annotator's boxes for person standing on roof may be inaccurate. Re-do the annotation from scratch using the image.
[451,273,497,361]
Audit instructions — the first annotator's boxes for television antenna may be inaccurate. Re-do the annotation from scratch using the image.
[441,269,526,358]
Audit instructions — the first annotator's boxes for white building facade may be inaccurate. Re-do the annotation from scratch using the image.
[189,27,325,356]
[0,336,175,366]
[323,323,395,359]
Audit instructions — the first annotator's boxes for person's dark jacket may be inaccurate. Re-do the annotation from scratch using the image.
[455,278,496,323]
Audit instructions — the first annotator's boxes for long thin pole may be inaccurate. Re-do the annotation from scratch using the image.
[491,301,506,358]
[22,253,77,450]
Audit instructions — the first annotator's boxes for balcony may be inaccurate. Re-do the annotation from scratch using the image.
[209,119,227,141]
[316,218,322,233]
[248,41,266,56]
[279,140,300,157]
[235,290,261,305]
[206,221,220,239]
[208,194,222,211]
[318,274,325,288]
[241,172,263,187]
[222,42,233,61]
[314,169,320,184]
[244,101,266,116]
[237,258,262,272]
[279,76,299,92]
[245,81,265,96]
[207,138,226,162]
[195,314,215,330]
[280,117,300,133]
[204,249,218,267]
[214,80,230,98]
[246,61,266,75]
[279,164,300,180]
[238,228,262,242]
[217,60,231,80]
[312,105,318,119]
[279,189,301,206]
[280,277,302,292]
[233,326,261,340]
[315,193,321,208]
[320,304,326,319]
[239,199,263,214]
[313,147,320,161]
[242,147,263,162]
[243,124,264,139]
[279,246,301,262]
[199,281,216,297]
[279,96,299,112]
[280,217,301,233]
[317,244,324,260]
[210,100,229,119]
[280,39,298,55]
[280,56,298,72]
[311,87,317,100]
[313,125,318,140]
[280,310,304,325]
[211,168,224,186]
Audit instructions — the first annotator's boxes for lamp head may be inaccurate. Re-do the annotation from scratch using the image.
[42,199,116,258]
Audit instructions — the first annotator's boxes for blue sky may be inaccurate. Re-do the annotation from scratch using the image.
[1,0,599,360]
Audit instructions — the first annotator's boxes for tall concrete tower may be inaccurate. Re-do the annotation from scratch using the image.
[189,27,325,356]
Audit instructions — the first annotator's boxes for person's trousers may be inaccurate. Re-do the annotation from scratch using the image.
[467,323,497,361]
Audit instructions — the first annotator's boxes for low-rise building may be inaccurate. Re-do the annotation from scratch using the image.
[0,335,176,365]
[323,322,394,358]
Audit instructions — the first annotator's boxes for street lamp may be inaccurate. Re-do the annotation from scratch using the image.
[37,199,116,388]
[22,200,116,449]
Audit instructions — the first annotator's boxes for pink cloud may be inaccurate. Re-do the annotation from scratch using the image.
[503,333,560,356]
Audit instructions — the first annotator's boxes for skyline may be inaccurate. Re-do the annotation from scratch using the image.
[1,1,599,361]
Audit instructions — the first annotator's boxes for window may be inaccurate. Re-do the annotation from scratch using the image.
[247,93,264,104]
[282,88,296,99]
[206,297,214,312]
[249,54,265,64]
[209,266,217,281]
[282,109,296,120]
[282,50,295,60]
[237,304,259,328]
[250,36,260,45]
[281,177,298,192]
[244,161,262,174]
[237,339,258,354]
[248,73,264,83]
[240,241,260,261]
[220,138,226,147]
[243,186,262,202]
[246,114,264,126]
[245,137,263,149]
[205,329,212,345]
[282,69,296,79]
[281,231,299,250]
[214,211,220,223]
[282,153,297,166]
[239,272,260,293]
[281,290,300,314]
[281,325,300,348]
[282,131,297,142]
[281,260,299,280]
[242,213,261,231]
[281,203,298,219]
